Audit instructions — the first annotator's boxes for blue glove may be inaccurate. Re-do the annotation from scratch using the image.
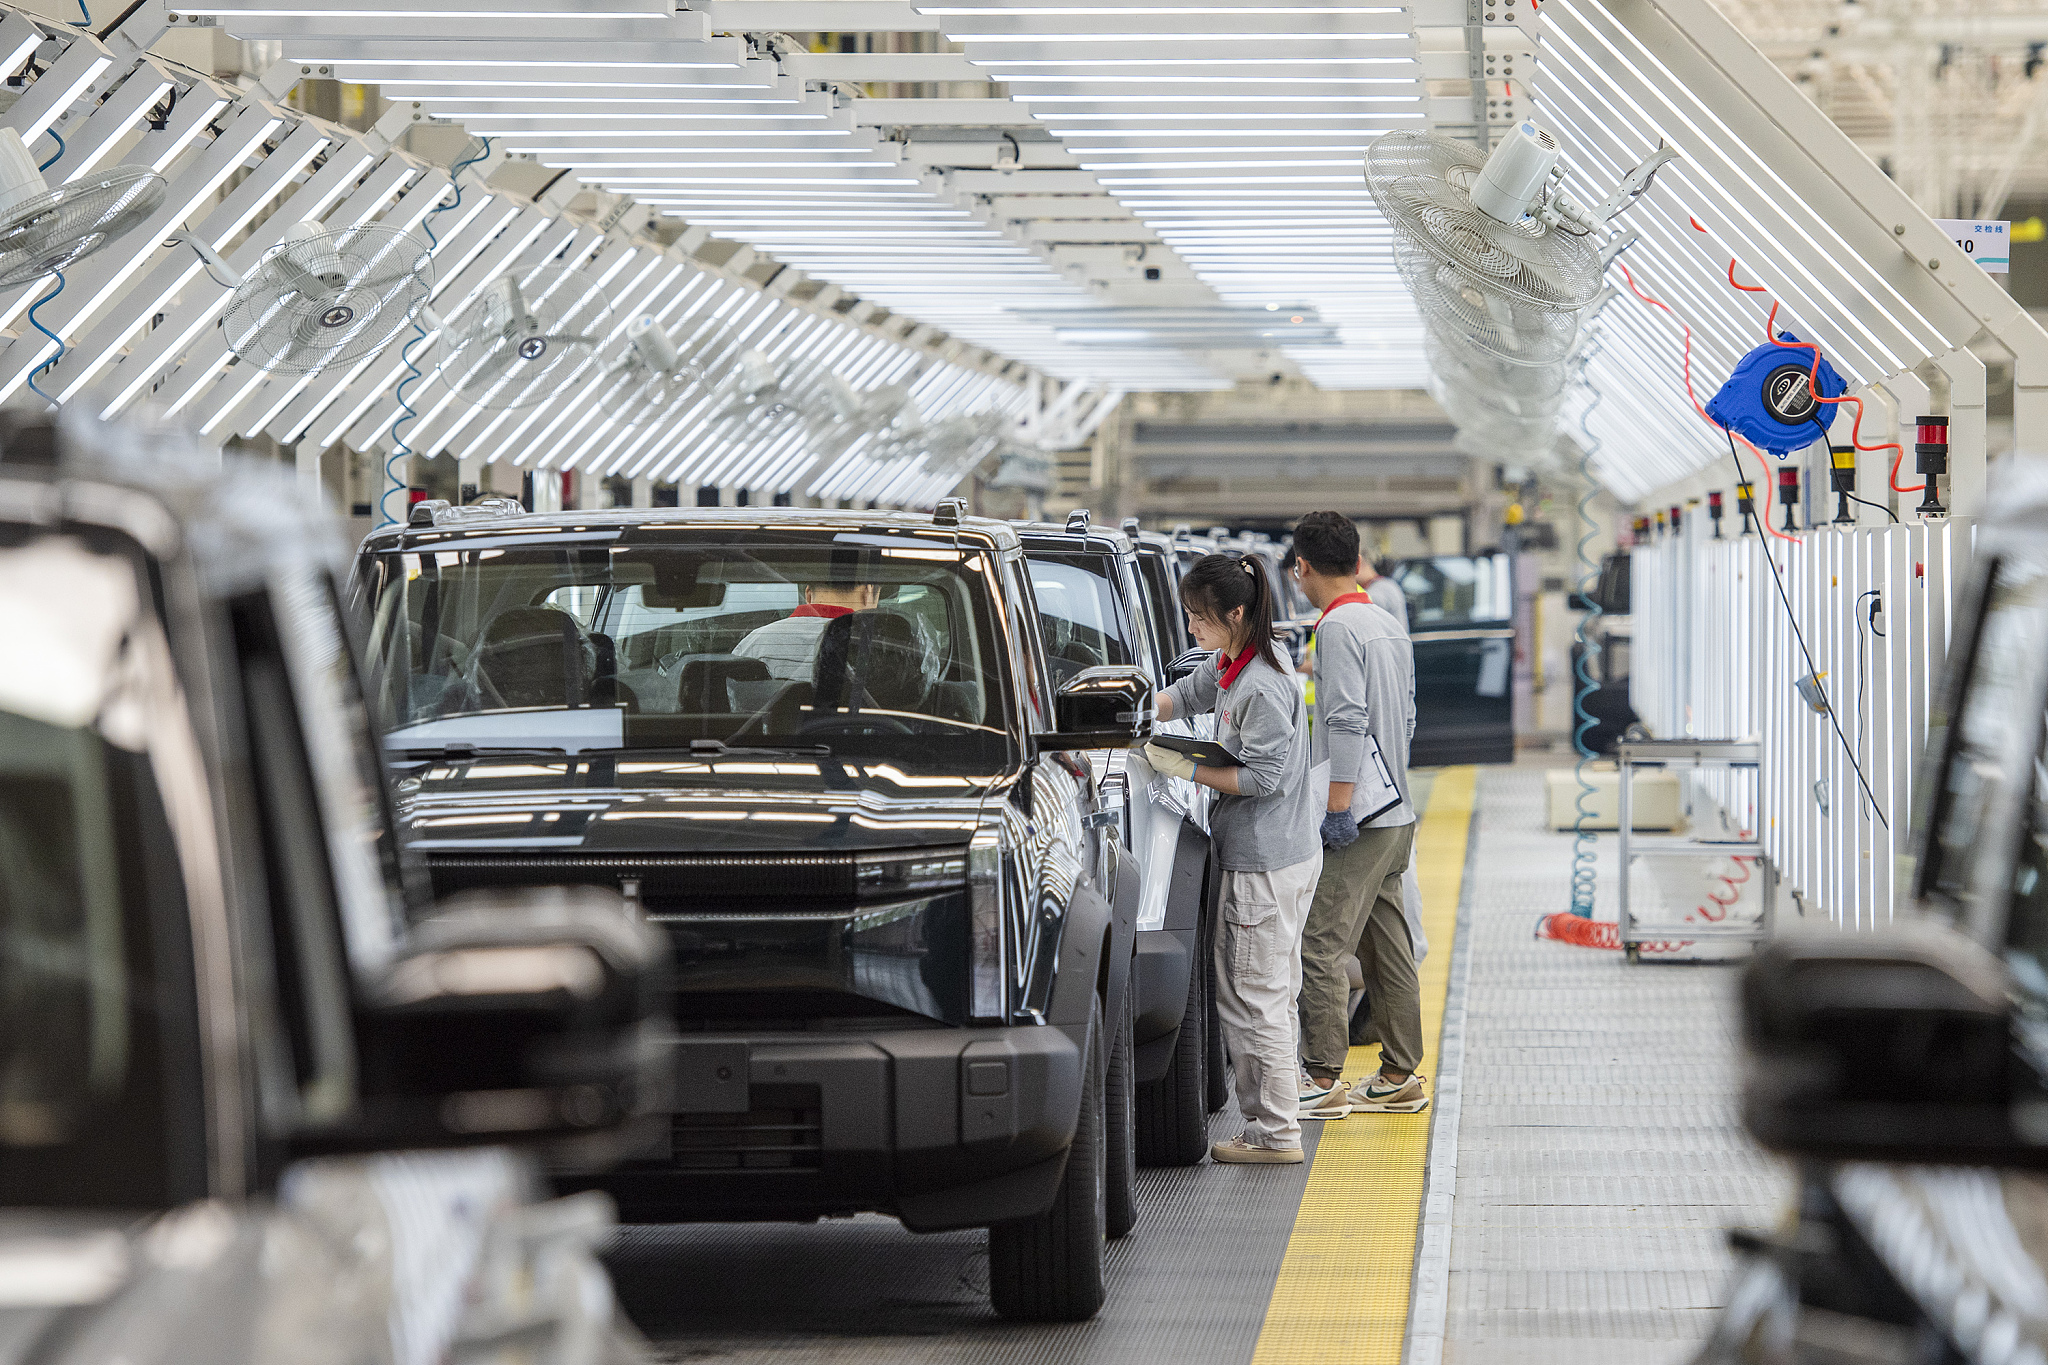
[1321,810,1361,849]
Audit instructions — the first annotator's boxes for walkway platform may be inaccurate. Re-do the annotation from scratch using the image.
[605,764,1789,1364]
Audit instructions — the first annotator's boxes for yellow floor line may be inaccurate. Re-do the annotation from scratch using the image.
[1250,765,1476,1365]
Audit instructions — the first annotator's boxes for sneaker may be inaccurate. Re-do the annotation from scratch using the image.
[1211,1136,1304,1165]
[1348,1072,1429,1114]
[1298,1071,1345,1107]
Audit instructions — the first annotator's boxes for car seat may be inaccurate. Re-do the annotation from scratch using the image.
[813,612,930,715]
[675,653,772,715]
[470,607,595,709]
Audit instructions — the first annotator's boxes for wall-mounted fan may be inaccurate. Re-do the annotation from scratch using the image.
[0,127,165,290]
[221,219,434,375]
[601,312,703,427]
[439,264,612,410]
[1369,125,1604,314]
[715,348,803,430]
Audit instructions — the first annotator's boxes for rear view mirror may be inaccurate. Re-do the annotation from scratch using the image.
[1167,647,1208,683]
[318,885,674,1159]
[1740,924,2035,1165]
[642,580,724,611]
[1039,664,1154,751]
[646,556,724,610]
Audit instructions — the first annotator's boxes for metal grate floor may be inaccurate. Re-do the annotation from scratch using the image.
[1440,766,1790,1364]
[607,1099,1322,1364]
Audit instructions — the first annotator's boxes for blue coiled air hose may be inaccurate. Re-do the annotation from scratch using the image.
[1568,334,1607,918]
[379,135,492,527]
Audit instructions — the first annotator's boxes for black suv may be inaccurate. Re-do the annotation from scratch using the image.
[351,499,1162,1321]
[1015,515,1222,1166]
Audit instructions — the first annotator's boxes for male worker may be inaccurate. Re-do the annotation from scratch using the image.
[735,578,880,680]
[1289,511,1428,1115]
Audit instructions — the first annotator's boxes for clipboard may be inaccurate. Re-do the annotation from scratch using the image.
[1147,733,1236,768]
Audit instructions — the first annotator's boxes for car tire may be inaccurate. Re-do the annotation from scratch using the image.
[1105,959,1138,1238]
[988,996,1108,1322]
[1136,929,1208,1166]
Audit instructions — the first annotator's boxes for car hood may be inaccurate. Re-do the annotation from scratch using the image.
[399,752,1006,854]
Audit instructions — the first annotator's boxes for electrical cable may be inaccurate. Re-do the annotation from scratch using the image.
[1697,220,1917,494]
[380,135,491,528]
[1615,259,1802,548]
[68,1,89,27]
[36,127,62,172]
[1727,428,1889,830]
[1853,588,1881,820]
[25,268,64,407]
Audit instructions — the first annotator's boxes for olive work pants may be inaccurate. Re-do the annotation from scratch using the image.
[1299,822,1421,1080]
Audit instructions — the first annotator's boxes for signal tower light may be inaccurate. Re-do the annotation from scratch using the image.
[1777,466,1801,533]
[1707,489,1725,538]
[1830,445,1856,524]
[1916,415,1949,518]
[1735,481,1757,535]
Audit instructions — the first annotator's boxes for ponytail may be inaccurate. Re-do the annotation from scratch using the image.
[1181,551,1284,674]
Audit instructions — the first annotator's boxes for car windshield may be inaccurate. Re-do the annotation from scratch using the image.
[359,529,1017,767]
[1393,554,1512,627]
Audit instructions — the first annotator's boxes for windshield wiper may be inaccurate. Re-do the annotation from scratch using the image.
[393,743,572,762]
[686,738,832,759]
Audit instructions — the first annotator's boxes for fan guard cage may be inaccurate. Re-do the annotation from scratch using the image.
[605,356,704,428]
[0,165,167,291]
[222,223,433,376]
[1367,130,1602,312]
[1397,240,1579,368]
[441,263,613,411]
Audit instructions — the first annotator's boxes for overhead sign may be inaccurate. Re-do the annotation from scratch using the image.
[1934,218,2010,274]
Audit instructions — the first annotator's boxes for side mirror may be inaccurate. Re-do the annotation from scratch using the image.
[1039,664,1154,751]
[315,886,674,1158]
[1740,923,2033,1165]
[1167,647,1208,684]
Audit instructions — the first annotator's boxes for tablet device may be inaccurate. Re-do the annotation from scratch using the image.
[1148,733,1236,768]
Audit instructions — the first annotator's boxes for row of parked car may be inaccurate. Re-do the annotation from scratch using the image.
[2,413,1280,1364]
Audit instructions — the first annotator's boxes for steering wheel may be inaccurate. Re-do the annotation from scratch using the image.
[801,714,914,737]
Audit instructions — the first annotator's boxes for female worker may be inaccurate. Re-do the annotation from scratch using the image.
[1144,553,1320,1163]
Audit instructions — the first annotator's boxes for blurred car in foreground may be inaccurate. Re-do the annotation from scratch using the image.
[0,413,671,1365]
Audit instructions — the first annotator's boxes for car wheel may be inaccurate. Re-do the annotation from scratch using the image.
[988,995,1107,1322]
[1136,930,1208,1165]
[1105,960,1138,1238]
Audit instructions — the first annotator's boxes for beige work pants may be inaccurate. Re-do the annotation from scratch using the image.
[1215,851,1324,1150]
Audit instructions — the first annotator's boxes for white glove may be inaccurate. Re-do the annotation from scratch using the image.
[1142,742,1197,782]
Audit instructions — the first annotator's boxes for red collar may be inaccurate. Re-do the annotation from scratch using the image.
[790,604,855,619]
[1313,589,1377,633]
[1217,648,1256,690]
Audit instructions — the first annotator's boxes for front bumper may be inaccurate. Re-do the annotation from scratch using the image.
[559,1023,1081,1233]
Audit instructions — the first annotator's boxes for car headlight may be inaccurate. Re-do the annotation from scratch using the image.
[968,831,1005,1021]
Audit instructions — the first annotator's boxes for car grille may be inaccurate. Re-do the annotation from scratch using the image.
[670,1085,822,1172]
[424,851,868,905]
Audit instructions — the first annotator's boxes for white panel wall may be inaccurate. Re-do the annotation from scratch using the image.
[1631,520,1960,926]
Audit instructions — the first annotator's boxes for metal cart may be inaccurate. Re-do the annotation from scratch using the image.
[1617,738,1777,962]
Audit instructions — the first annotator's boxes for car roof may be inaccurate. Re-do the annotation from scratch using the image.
[358,504,1023,555]
[1011,520,1134,555]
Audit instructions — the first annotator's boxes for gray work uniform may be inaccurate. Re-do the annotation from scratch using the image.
[1301,600,1424,1080]
[1163,647,1320,1148]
